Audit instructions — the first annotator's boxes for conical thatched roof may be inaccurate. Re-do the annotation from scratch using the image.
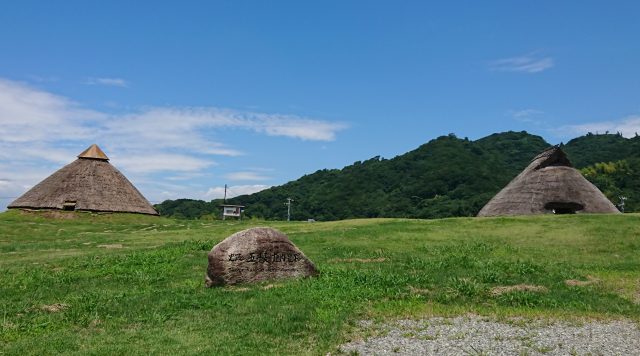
[477,146,620,217]
[8,145,158,215]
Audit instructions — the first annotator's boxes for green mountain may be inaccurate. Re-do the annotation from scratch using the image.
[155,131,640,220]
[563,132,640,167]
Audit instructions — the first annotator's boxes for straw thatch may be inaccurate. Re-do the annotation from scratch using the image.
[8,144,158,215]
[477,146,620,217]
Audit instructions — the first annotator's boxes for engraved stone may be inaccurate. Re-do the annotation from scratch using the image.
[205,227,319,287]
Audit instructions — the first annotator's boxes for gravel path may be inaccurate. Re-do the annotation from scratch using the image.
[339,315,640,355]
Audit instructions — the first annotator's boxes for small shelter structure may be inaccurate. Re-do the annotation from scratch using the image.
[220,204,244,220]
[8,144,158,215]
[477,146,620,216]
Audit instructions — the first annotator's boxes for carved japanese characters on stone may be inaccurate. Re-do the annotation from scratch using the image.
[205,227,319,287]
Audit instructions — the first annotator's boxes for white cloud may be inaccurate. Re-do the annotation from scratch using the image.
[85,77,129,87]
[508,109,545,124]
[0,79,103,143]
[557,115,640,138]
[107,107,347,145]
[165,172,210,181]
[0,78,347,209]
[0,79,346,165]
[27,75,59,83]
[250,115,347,141]
[144,184,271,204]
[204,185,271,199]
[225,171,270,181]
[510,109,544,119]
[0,163,55,210]
[113,153,215,173]
[490,53,554,73]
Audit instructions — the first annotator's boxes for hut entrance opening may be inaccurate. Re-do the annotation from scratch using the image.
[544,202,584,214]
[62,201,77,211]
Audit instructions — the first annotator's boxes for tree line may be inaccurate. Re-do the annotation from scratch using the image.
[155,131,640,220]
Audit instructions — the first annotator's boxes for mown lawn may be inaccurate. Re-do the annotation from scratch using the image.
[1,210,639,355]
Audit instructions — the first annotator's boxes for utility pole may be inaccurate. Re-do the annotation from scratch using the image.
[285,198,294,221]
[221,184,228,220]
[223,184,227,204]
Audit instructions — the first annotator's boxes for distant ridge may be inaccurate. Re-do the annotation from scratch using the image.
[156,131,640,220]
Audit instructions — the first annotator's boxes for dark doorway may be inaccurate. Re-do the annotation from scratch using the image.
[544,202,584,214]
[62,201,76,211]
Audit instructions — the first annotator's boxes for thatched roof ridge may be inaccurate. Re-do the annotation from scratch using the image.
[530,145,572,169]
[478,146,619,217]
[8,145,157,215]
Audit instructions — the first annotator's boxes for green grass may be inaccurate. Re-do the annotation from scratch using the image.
[1,210,639,355]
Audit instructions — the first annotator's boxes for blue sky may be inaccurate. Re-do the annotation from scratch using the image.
[1,1,639,209]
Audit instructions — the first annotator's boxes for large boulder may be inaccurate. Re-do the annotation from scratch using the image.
[205,227,319,287]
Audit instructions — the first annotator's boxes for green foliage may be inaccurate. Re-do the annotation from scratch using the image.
[563,133,640,168]
[156,131,640,220]
[220,131,547,220]
[581,158,640,212]
[155,198,219,219]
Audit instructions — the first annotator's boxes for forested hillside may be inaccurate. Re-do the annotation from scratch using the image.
[155,131,640,220]
[580,158,640,212]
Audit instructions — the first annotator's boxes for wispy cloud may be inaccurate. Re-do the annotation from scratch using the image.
[0,78,347,209]
[113,153,216,173]
[0,79,105,147]
[225,171,270,182]
[204,185,271,199]
[557,115,640,138]
[251,116,346,141]
[490,53,554,73]
[0,162,58,208]
[27,75,59,83]
[108,107,347,151]
[85,77,129,87]
[165,172,210,181]
[508,109,545,124]
[145,184,271,204]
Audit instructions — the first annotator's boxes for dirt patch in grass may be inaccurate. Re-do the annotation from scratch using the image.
[41,303,69,313]
[97,244,124,249]
[490,284,548,296]
[330,257,386,263]
[262,284,283,290]
[407,286,431,295]
[565,275,600,287]
[225,286,251,292]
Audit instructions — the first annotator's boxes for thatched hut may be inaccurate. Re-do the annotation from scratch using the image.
[8,144,158,215]
[477,146,619,216]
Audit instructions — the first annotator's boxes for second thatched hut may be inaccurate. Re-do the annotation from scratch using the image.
[477,146,620,217]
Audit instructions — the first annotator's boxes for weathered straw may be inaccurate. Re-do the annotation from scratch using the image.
[477,146,619,217]
[9,145,158,215]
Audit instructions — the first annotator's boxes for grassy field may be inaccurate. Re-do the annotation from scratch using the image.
[1,210,639,355]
